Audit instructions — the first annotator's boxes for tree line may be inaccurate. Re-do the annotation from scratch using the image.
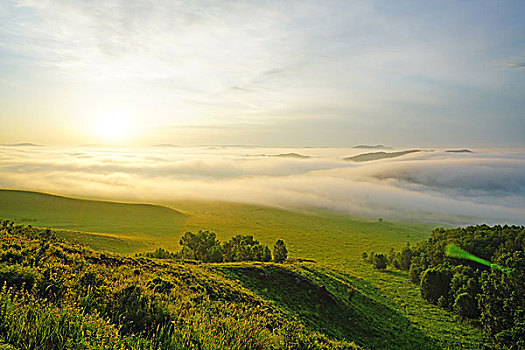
[143,230,288,263]
[364,225,524,349]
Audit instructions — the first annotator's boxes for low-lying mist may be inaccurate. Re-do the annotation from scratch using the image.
[1,146,524,225]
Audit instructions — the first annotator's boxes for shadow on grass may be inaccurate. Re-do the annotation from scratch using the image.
[381,269,407,278]
[212,263,439,350]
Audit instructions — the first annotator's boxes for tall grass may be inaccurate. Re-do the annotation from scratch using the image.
[0,222,362,349]
[0,285,125,349]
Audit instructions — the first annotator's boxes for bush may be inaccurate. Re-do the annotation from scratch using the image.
[409,263,423,283]
[420,267,451,304]
[0,287,125,349]
[0,266,37,292]
[108,285,172,337]
[453,293,478,319]
[373,254,387,270]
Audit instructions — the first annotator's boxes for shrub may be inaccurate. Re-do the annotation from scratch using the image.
[420,267,451,304]
[0,266,37,292]
[108,285,173,337]
[409,263,423,283]
[453,293,478,318]
[0,287,125,349]
[373,254,387,270]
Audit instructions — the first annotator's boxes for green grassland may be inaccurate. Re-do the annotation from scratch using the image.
[0,189,187,252]
[0,189,434,259]
[0,225,364,349]
[0,189,484,348]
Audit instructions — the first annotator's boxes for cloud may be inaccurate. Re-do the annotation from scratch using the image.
[499,55,525,70]
[0,146,524,225]
[358,157,525,204]
[2,1,524,148]
[4,0,294,84]
[505,62,525,70]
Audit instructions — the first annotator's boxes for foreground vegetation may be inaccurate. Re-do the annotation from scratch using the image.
[0,221,366,349]
[1,219,485,349]
[366,225,524,349]
[0,190,490,348]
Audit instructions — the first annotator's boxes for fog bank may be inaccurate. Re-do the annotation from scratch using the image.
[1,146,524,225]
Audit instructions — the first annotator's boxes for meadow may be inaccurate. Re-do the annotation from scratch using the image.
[0,189,486,349]
[0,189,435,257]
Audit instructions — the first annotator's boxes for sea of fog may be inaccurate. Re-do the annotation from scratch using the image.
[1,145,524,225]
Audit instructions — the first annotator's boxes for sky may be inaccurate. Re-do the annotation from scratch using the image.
[1,0,524,147]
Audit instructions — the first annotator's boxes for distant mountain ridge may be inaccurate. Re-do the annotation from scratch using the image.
[1,143,41,147]
[345,150,420,162]
[446,149,473,153]
[246,153,311,159]
[153,144,181,148]
[353,145,392,150]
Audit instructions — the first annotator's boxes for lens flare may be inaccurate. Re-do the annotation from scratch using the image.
[445,244,513,274]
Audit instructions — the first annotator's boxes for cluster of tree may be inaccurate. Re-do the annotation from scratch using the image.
[142,230,288,264]
[365,225,524,349]
[141,247,178,260]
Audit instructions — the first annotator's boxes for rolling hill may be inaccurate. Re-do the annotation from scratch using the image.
[0,189,186,252]
[0,221,473,349]
[0,189,484,348]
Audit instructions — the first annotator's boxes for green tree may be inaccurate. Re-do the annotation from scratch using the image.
[206,245,224,263]
[179,230,220,262]
[449,265,480,303]
[409,263,423,283]
[478,251,524,349]
[222,235,271,262]
[262,246,272,262]
[397,244,413,270]
[252,245,272,262]
[420,267,451,304]
[273,239,287,263]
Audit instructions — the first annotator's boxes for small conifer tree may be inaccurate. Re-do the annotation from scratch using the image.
[273,239,287,263]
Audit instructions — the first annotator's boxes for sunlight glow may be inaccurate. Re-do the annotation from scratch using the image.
[96,111,132,140]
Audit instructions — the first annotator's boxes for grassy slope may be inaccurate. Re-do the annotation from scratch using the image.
[0,225,362,349]
[210,263,439,350]
[0,190,434,258]
[168,199,436,262]
[0,189,483,348]
[0,189,186,252]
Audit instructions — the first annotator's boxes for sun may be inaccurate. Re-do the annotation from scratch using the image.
[96,111,132,140]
